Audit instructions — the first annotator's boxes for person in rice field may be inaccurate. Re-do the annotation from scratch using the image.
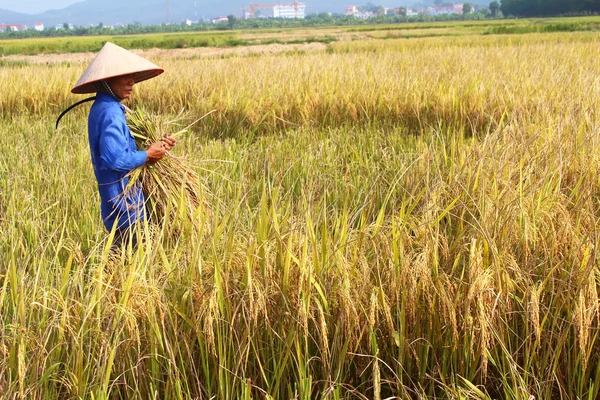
[62,42,176,248]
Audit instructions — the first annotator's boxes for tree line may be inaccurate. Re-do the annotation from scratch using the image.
[0,11,495,40]
[501,0,600,17]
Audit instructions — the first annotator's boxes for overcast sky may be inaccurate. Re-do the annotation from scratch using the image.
[0,0,82,14]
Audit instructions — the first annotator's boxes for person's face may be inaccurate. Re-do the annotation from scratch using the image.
[108,74,135,100]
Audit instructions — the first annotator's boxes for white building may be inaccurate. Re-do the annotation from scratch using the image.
[344,5,377,19]
[0,24,23,32]
[55,24,74,30]
[212,16,229,23]
[345,5,358,16]
[273,3,306,19]
[427,3,464,15]
[34,22,44,31]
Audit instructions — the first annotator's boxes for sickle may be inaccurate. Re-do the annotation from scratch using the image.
[55,96,97,129]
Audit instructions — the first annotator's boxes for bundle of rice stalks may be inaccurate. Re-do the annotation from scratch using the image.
[123,108,213,235]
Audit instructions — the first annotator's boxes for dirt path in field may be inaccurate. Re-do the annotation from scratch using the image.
[1,42,329,64]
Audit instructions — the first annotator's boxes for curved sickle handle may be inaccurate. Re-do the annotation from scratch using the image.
[55,96,97,129]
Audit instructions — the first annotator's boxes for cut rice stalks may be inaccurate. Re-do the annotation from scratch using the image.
[123,108,213,236]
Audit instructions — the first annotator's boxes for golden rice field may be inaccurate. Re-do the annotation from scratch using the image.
[1,26,600,399]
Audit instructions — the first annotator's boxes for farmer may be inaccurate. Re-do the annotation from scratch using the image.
[68,42,176,248]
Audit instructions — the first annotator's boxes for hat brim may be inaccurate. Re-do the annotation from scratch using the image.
[71,69,164,94]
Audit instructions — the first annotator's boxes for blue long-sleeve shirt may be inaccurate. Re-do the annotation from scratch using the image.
[88,92,148,230]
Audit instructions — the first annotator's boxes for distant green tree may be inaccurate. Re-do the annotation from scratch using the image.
[360,2,380,13]
[489,1,500,16]
[463,3,473,13]
[499,0,575,16]
[227,14,236,28]
[62,22,69,30]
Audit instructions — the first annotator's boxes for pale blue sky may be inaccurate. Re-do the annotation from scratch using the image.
[0,0,81,14]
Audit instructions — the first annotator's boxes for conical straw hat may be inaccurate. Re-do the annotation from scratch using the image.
[71,42,164,94]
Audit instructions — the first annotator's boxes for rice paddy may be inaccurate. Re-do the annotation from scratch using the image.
[1,20,600,399]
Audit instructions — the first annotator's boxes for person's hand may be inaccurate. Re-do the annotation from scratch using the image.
[146,142,167,163]
[161,134,177,151]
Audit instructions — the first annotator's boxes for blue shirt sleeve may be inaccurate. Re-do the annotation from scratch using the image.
[98,111,147,172]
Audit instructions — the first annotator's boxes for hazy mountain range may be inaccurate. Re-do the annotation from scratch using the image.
[0,0,415,27]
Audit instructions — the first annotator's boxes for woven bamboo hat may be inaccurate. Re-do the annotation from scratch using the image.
[71,42,164,94]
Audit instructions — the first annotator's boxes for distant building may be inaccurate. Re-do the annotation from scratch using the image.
[345,5,358,16]
[0,23,24,32]
[243,2,306,19]
[356,11,375,19]
[54,23,74,30]
[395,7,420,16]
[34,22,44,31]
[273,3,306,19]
[427,3,464,15]
[344,5,377,19]
[212,16,229,24]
